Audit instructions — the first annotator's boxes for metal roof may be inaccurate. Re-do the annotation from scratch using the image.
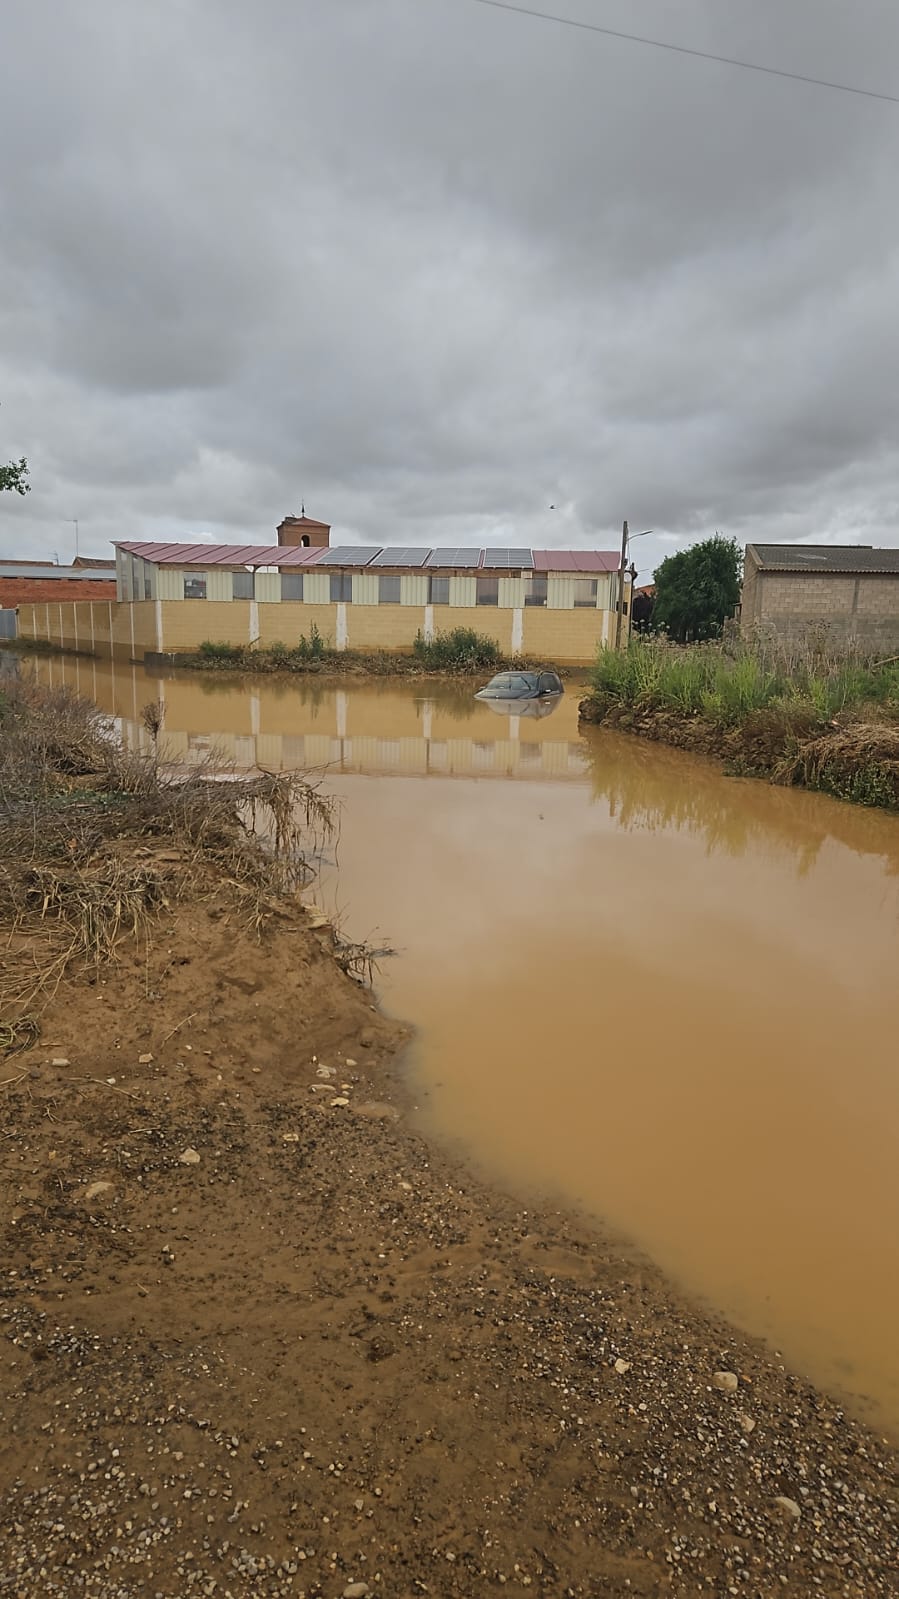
[749,544,899,575]
[532,549,620,572]
[116,541,622,572]
[0,563,116,581]
[117,541,322,568]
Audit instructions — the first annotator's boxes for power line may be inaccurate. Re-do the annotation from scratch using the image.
[469,0,899,105]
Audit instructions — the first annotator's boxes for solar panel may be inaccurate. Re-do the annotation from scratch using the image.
[313,546,383,567]
[370,547,432,567]
[425,547,483,568]
[481,547,534,570]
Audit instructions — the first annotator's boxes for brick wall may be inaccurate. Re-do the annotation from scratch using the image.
[743,570,899,649]
[0,577,114,606]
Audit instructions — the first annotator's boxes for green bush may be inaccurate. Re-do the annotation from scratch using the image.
[412,627,502,671]
[199,640,244,662]
[293,623,328,662]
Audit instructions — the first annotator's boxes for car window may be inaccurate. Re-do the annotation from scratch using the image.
[485,673,538,695]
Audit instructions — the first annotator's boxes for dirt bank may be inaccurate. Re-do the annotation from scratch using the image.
[579,695,899,810]
[2,686,897,1596]
[4,902,899,1599]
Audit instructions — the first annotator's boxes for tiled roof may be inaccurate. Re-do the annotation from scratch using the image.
[116,541,621,572]
[749,544,899,575]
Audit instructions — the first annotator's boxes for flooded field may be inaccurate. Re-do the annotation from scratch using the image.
[18,651,899,1435]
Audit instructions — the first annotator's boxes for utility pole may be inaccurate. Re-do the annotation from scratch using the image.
[615,519,628,650]
[71,520,79,562]
[627,562,637,642]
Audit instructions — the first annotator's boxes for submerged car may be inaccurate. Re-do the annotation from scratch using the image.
[474,669,563,702]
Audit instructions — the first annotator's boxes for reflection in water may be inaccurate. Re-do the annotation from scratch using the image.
[21,653,590,782]
[479,694,563,720]
[14,649,899,1432]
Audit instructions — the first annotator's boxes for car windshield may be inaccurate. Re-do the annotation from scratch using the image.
[480,672,540,697]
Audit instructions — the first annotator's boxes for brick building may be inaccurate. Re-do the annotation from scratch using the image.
[0,561,116,609]
[740,544,899,651]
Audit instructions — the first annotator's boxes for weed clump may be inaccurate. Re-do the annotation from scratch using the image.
[412,627,502,672]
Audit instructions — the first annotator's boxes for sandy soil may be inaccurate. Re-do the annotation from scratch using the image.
[2,899,897,1597]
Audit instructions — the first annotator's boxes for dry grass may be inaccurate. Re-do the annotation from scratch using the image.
[776,723,899,808]
[0,678,343,1043]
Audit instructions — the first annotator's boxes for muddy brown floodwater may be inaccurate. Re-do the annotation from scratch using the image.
[21,651,899,1436]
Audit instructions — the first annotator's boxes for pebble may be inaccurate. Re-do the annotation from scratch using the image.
[772,1496,802,1523]
[712,1371,739,1393]
[330,1097,350,1108]
[138,1052,154,1064]
[737,1411,756,1434]
[51,1056,70,1066]
[180,1148,201,1165]
[343,1584,371,1598]
[614,1358,631,1375]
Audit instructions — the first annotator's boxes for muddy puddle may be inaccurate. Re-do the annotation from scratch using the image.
[18,651,899,1434]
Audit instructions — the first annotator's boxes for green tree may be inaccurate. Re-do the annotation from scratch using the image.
[0,457,30,495]
[653,534,742,643]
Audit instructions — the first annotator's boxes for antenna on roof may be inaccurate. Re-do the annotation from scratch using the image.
[301,500,305,517]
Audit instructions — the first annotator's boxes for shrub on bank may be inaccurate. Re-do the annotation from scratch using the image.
[584,638,899,810]
[412,627,502,671]
[590,638,899,730]
[198,640,245,663]
[192,626,505,675]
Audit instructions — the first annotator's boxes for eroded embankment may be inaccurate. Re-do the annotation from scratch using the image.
[579,693,899,810]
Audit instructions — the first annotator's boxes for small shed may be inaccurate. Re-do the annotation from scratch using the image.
[740,544,899,651]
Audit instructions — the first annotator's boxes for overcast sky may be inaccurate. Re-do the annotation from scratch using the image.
[2,0,899,578]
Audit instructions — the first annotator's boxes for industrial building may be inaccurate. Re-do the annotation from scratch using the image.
[98,540,629,664]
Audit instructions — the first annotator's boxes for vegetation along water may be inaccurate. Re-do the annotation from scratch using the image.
[581,636,899,809]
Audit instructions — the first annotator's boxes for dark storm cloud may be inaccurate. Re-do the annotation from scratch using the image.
[2,0,899,576]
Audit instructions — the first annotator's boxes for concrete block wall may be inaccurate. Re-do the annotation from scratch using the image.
[743,570,899,649]
[16,593,617,665]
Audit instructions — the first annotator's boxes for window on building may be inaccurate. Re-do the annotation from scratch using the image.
[572,578,598,609]
[183,574,207,599]
[476,576,499,607]
[232,569,254,600]
[428,574,450,605]
[378,574,401,605]
[330,572,352,603]
[524,574,547,607]
[281,571,304,601]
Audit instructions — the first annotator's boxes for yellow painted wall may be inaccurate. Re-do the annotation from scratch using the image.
[15,595,616,664]
[160,601,249,650]
[433,605,513,651]
[256,602,339,648]
[348,604,423,650]
[521,605,605,663]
